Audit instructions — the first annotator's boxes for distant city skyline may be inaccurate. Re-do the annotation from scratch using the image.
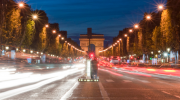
[26,0,166,45]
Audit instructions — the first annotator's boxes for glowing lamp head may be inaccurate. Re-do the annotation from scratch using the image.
[134,24,139,29]
[52,30,56,33]
[129,29,133,33]
[19,2,24,8]
[61,37,64,40]
[158,5,163,10]
[167,48,170,52]
[146,15,151,20]
[124,34,127,37]
[32,15,37,19]
[164,53,168,57]
[119,38,122,41]
[58,35,61,37]
[45,24,49,28]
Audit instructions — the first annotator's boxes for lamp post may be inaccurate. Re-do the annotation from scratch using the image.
[158,5,164,10]
[146,15,151,20]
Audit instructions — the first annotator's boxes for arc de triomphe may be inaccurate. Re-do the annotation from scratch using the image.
[79,28,104,56]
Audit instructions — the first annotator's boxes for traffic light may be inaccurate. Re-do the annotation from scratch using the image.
[150,57,152,60]
[89,53,94,58]
[90,54,93,57]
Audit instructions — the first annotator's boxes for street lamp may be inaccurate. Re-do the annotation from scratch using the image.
[52,30,56,33]
[158,5,164,10]
[129,29,133,33]
[124,34,127,37]
[61,37,64,40]
[5,46,9,50]
[134,24,139,29]
[164,52,168,57]
[18,2,24,8]
[58,35,61,37]
[119,38,122,41]
[146,15,151,20]
[158,50,161,53]
[167,48,170,52]
[45,24,49,28]
[32,15,38,20]
[151,51,153,54]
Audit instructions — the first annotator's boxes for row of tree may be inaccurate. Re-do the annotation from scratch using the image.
[0,0,83,58]
[102,0,180,59]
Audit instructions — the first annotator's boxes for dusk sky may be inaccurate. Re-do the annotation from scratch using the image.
[26,0,166,45]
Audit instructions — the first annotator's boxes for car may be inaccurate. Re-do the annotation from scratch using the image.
[110,56,119,65]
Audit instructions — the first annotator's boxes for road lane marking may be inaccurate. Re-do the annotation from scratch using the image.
[162,91,171,95]
[60,82,79,100]
[162,91,180,99]
[123,80,132,82]
[106,79,114,82]
[98,82,110,100]
[139,80,150,83]
[174,95,180,99]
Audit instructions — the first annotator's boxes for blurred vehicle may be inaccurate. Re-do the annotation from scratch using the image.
[110,56,119,65]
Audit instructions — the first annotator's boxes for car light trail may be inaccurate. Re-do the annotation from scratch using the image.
[0,69,84,100]
[0,68,83,90]
[164,70,176,72]
[147,69,156,71]
[99,68,123,76]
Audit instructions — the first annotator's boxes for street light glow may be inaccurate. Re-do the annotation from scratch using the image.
[124,34,127,37]
[167,48,170,52]
[18,2,24,8]
[164,53,168,57]
[59,35,61,37]
[53,30,56,33]
[158,50,161,53]
[119,38,122,41]
[32,15,38,19]
[151,51,153,54]
[129,29,133,33]
[158,5,163,10]
[146,15,151,20]
[61,37,64,40]
[134,24,139,29]
[45,24,49,28]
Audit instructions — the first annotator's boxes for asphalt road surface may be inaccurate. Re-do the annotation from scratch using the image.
[4,66,180,100]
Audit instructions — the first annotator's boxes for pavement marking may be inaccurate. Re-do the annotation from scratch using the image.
[162,91,180,99]
[60,75,82,100]
[60,81,79,100]
[139,80,150,83]
[123,80,132,82]
[157,81,174,86]
[174,95,180,99]
[98,82,110,100]
[162,91,171,95]
[106,79,114,82]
